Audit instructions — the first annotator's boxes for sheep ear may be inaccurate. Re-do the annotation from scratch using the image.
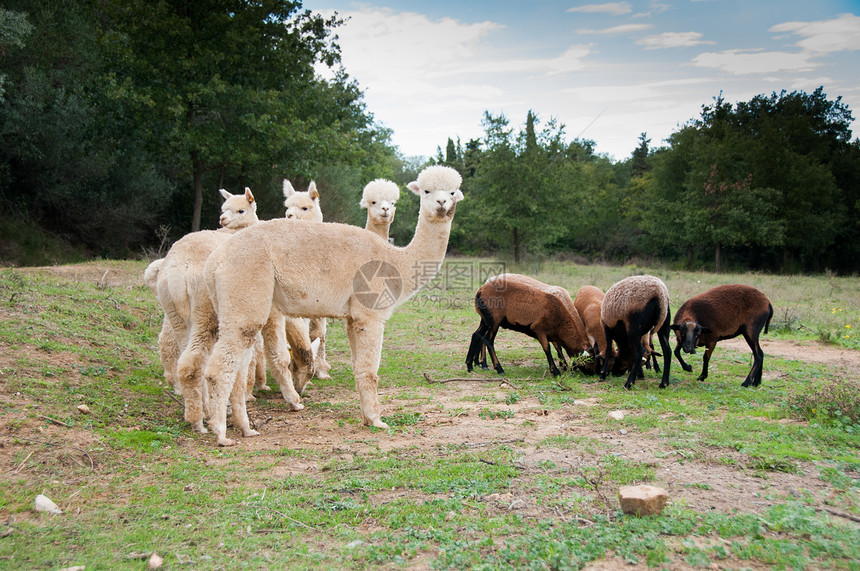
[218,188,232,201]
[282,179,296,198]
[244,187,255,203]
[670,324,681,332]
[407,181,421,195]
[308,180,319,201]
[701,326,712,334]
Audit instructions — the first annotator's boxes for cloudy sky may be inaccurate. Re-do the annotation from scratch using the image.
[302,0,860,161]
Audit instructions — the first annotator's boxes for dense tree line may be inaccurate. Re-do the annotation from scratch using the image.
[2,3,858,273]
[440,88,860,274]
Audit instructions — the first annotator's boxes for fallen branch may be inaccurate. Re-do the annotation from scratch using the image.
[423,372,520,390]
[821,507,860,523]
[479,458,526,470]
[463,438,524,449]
[163,389,182,405]
[37,414,71,427]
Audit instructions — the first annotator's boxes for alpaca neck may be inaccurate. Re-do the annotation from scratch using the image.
[365,218,390,241]
[395,211,454,295]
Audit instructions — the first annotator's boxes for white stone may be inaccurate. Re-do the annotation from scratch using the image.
[618,485,669,516]
[77,404,90,415]
[608,410,625,420]
[147,552,163,570]
[34,494,62,515]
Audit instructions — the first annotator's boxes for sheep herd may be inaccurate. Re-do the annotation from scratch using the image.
[145,165,772,447]
[466,273,773,391]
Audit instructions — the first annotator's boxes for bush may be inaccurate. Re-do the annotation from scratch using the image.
[790,377,860,429]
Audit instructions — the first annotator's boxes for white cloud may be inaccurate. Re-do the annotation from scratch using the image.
[692,49,818,75]
[567,2,633,15]
[770,13,860,54]
[576,23,652,35]
[637,31,714,49]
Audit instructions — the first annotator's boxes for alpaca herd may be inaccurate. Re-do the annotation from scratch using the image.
[145,165,772,447]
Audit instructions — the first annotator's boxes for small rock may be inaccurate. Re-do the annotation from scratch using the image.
[618,485,669,516]
[183,484,195,492]
[57,567,85,571]
[345,540,366,549]
[508,499,526,510]
[77,404,90,415]
[445,510,456,521]
[34,494,62,515]
[147,552,163,570]
[608,410,625,420]
[619,429,628,435]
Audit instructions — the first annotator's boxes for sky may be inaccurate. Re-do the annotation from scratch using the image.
[302,0,860,162]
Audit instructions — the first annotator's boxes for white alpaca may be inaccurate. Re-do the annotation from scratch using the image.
[281,178,332,382]
[153,188,262,433]
[360,178,401,242]
[202,165,464,446]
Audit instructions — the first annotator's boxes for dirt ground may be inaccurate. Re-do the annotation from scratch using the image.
[2,263,858,532]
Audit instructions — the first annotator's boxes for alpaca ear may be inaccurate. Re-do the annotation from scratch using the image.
[310,337,321,359]
[282,179,296,198]
[218,188,232,201]
[244,187,255,203]
[308,180,320,201]
[407,181,421,195]
[453,189,464,202]
[359,198,370,209]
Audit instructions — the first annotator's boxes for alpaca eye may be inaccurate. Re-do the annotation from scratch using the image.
[450,191,455,196]
[371,201,376,205]
[424,190,430,195]
[237,210,244,214]
[302,207,308,211]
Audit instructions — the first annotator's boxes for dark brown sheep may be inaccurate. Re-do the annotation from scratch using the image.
[465,274,594,376]
[600,275,672,389]
[671,284,773,387]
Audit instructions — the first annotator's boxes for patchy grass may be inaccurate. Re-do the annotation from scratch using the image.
[0,259,858,570]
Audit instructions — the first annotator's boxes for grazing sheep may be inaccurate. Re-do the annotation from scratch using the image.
[200,165,464,446]
[465,274,594,376]
[361,178,401,242]
[282,178,331,383]
[154,188,262,432]
[573,285,617,375]
[671,284,773,387]
[600,275,671,389]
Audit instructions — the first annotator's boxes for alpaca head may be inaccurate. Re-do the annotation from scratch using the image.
[407,165,464,222]
[283,179,323,222]
[360,179,400,226]
[218,187,259,230]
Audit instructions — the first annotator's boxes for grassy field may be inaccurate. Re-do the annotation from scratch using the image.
[0,258,858,570]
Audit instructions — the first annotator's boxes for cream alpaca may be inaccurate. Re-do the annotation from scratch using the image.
[281,178,331,382]
[361,178,401,241]
[202,165,464,446]
[154,188,261,433]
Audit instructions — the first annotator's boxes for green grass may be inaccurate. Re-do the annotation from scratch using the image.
[0,259,858,570]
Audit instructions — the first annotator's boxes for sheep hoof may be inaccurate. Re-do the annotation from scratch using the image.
[682,364,693,373]
[696,375,707,382]
[741,379,753,387]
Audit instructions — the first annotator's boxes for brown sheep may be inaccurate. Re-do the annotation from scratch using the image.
[573,285,615,375]
[465,274,594,376]
[600,275,671,389]
[671,284,773,387]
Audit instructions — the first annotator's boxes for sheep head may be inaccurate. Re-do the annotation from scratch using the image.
[671,321,711,354]
[407,165,464,222]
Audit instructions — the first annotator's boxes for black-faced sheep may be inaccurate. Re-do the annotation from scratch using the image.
[600,275,671,389]
[671,284,773,387]
[465,274,594,377]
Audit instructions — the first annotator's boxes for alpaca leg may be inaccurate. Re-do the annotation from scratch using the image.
[253,333,269,392]
[346,318,388,429]
[285,317,316,393]
[309,317,331,380]
[230,362,259,438]
[260,313,303,411]
[176,333,210,434]
[157,319,183,395]
[205,329,257,447]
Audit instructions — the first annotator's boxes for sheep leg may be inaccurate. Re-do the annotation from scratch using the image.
[465,323,486,372]
[657,324,672,388]
[204,328,258,447]
[538,335,562,376]
[309,317,331,380]
[741,330,764,387]
[698,341,717,382]
[623,330,645,390]
[674,341,693,373]
[553,342,569,371]
[260,313,304,411]
[346,317,389,429]
[483,324,505,375]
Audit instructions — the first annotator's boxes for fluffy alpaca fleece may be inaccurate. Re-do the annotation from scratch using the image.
[600,275,671,389]
[672,284,772,387]
[361,178,401,241]
[465,273,593,376]
[153,188,261,433]
[201,165,464,446]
